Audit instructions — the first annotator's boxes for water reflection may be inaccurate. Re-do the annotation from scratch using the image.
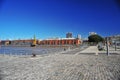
[0,46,64,56]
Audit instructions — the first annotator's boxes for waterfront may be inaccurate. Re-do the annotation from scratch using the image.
[0,46,120,80]
[0,46,66,56]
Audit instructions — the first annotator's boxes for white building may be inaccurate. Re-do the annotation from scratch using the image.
[107,35,120,45]
[77,34,81,39]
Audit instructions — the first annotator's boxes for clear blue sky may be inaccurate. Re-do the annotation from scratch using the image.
[0,0,120,40]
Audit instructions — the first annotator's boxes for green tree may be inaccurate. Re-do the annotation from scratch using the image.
[88,34,104,43]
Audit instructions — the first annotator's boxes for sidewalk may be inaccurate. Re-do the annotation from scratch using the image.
[77,46,120,55]
[79,46,98,53]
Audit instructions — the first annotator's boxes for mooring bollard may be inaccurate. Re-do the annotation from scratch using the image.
[32,53,36,57]
[64,48,66,51]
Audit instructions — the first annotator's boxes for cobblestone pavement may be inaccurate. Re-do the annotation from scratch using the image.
[0,47,120,80]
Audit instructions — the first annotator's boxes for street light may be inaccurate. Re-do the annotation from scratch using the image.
[115,41,117,51]
[106,37,109,56]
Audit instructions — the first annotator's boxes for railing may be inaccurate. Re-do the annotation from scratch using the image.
[0,46,65,56]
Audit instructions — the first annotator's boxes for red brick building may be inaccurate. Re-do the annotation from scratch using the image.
[39,38,81,45]
[1,38,81,46]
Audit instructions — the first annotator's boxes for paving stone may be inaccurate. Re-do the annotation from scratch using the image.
[0,46,120,80]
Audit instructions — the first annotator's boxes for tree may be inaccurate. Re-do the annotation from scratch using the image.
[88,34,104,43]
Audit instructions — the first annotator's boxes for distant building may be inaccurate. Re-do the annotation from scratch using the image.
[66,32,72,38]
[10,39,33,45]
[77,34,81,39]
[0,33,82,46]
[39,38,81,45]
[89,32,97,36]
[106,35,120,45]
[39,33,81,46]
[0,39,39,46]
[1,40,10,45]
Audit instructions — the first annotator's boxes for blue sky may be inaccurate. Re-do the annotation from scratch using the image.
[0,0,120,40]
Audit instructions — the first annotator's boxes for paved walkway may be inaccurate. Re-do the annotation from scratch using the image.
[75,46,98,55]
[0,47,120,80]
[76,46,120,55]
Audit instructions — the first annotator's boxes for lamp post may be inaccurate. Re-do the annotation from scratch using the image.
[115,41,117,51]
[106,37,109,56]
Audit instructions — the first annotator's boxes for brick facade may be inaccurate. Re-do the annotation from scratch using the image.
[39,38,81,45]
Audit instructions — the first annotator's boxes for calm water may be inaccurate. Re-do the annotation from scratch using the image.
[0,46,64,55]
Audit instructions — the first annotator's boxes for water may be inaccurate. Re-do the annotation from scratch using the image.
[0,46,64,56]
[0,46,32,55]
